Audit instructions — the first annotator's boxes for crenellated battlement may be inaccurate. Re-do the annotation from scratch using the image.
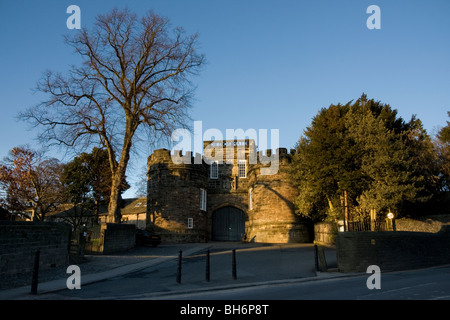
[148,148,172,164]
[145,139,311,244]
[148,140,295,168]
[148,149,205,167]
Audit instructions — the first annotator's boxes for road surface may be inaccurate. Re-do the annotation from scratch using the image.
[156,265,450,300]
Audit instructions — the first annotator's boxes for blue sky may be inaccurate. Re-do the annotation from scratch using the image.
[1,0,450,197]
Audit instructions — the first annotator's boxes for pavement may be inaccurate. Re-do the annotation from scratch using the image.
[0,242,343,300]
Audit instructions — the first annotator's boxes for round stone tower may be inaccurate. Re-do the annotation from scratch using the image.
[146,149,209,242]
[247,148,311,243]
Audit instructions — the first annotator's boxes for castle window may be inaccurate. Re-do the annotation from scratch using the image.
[249,188,253,210]
[238,160,247,178]
[210,161,219,179]
[188,218,194,229]
[200,188,207,211]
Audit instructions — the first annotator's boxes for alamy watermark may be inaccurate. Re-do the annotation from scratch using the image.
[171,121,280,175]
[366,265,381,289]
[64,263,382,291]
[65,4,380,32]
[367,5,381,30]
[66,5,81,30]
[66,265,81,289]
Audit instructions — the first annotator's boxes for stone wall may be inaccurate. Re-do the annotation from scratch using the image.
[247,151,312,243]
[314,222,338,246]
[85,223,136,254]
[147,149,209,242]
[0,221,71,289]
[102,223,136,254]
[152,229,208,243]
[396,215,450,233]
[146,143,312,243]
[314,215,450,247]
[336,226,450,272]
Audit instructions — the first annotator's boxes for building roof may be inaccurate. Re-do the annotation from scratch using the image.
[96,197,147,216]
[46,203,94,218]
[120,198,147,215]
[46,198,147,218]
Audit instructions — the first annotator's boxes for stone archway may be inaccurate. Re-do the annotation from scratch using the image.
[212,206,245,241]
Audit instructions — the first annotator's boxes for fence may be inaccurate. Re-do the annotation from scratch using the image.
[347,219,390,232]
[314,219,393,246]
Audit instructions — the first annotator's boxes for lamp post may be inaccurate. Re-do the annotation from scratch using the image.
[387,212,396,231]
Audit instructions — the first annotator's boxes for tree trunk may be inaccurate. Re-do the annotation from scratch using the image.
[343,190,349,231]
[107,116,136,223]
[107,146,131,223]
[95,200,99,225]
[108,172,123,223]
[370,208,377,231]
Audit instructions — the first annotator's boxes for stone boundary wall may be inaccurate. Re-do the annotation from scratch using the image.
[314,222,338,246]
[396,215,450,233]
[247,222,311,243]
[336,226,450,272]
[85,223,135,254]
[103,223,136,254]
[314,215,450,246]
[158,229,208,243]
[0,221,71,289]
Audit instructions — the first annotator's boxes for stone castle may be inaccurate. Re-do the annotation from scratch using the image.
[146,139,312,243]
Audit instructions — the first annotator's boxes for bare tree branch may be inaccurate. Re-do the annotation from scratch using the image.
[20,8,204,222]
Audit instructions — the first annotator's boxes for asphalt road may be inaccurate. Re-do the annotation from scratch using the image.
[39,243,331,300]
[159,265,450,300]
[12,243,448,320]
[37,242,450,301]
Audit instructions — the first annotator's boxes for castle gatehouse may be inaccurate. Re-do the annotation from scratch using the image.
[146,139,312,243]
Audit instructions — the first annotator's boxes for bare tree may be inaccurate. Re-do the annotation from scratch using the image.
[21,8,205,223]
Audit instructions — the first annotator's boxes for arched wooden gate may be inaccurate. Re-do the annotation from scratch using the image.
[212,206,245,241]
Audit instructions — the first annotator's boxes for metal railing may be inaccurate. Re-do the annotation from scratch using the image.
[347,219,390,232]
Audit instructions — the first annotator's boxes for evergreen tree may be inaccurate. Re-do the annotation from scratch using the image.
[437,112,450,144]
[436,112,450,192]
[61,147,130,224]
[345,102,430,218]
[290,101,358,221]
[290,94,436,222]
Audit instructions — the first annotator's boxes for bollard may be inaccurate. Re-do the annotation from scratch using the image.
[205,249,210,282]
[232,249,237,280]
[176,250,182,283]
[79,224,87,257]
[317,246,328,272]
[30,250,40,295]
[314,245,319,272]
